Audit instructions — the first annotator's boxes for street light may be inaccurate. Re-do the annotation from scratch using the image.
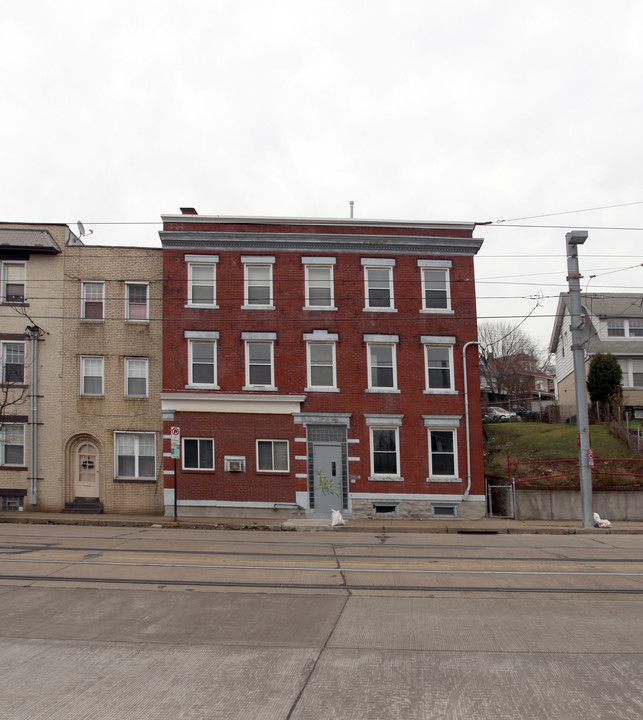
[565,230,593,528]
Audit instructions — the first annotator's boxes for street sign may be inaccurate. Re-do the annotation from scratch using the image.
[170,445,180,459]
[170,426,180,447]
[588,448,594,468]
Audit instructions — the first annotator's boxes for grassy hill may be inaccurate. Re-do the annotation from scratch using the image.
[484,422,642,490]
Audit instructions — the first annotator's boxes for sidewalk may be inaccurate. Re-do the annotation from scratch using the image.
[1,510,642,534]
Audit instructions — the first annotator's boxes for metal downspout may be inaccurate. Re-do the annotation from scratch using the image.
[26,326,39,505]
[462,341,479,501]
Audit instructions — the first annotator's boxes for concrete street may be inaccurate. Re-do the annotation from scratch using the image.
[0,524,642,719]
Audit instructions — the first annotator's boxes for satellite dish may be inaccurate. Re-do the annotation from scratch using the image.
[77,221,93,237]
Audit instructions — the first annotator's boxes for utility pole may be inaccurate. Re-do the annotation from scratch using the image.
[565,230,593,528]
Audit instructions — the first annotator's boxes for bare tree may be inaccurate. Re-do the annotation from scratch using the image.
[478,321,542,405]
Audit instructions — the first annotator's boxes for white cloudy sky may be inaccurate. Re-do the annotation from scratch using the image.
[2,0,642,353]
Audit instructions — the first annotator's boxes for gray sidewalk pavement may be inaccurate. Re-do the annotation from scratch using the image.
[1,509,642,534]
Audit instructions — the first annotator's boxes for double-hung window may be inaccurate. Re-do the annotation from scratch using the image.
[365,335,399,391]
[82,281,104,319]
[302,257,336,310]
[186,255,218,307]
[364,415,403,480]
[125,357,148,397]
[0,423,24,466]
[629,319,643,337]
[185,331,219,387]
[1,261,26,303]
[125,283,149,321]
[81,356,104,396]
[183,438,214,470]
[424,416,461,482]
[607,319,625,337]
[419,260,452,312]
[305,331,338,390]
[243,333,276,389]
[362,259,395,311]
[243,256,275,309]
[256,439,289,472]
[422,336,456,393]
[114,432,156,479]
[2,342,25,384]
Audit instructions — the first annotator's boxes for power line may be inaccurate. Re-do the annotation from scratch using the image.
[493,200,643,224]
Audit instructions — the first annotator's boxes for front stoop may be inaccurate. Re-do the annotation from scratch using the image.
[61,497,104,514]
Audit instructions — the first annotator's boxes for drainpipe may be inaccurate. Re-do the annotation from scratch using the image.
[462,340,479,501]
[25,326,41,505]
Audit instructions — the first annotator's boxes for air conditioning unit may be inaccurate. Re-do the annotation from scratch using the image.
[224,457,245,472]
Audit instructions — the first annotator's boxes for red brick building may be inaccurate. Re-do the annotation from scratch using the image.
[160,212,485,520]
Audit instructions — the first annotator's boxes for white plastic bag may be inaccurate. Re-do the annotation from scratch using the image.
[593,512,612,528]
[331,509,345,526]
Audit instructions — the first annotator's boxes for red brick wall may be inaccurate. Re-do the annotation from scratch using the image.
[162,237,485,501]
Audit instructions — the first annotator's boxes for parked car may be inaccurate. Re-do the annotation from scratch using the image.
[483,406,519,422]
[513,406,536,420]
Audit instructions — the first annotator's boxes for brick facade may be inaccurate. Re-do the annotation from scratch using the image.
[161,214,485,519]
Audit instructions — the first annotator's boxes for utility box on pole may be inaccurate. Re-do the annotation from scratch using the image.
[565,230,593,528]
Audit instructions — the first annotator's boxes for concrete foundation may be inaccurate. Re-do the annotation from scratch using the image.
[516,489,643,521]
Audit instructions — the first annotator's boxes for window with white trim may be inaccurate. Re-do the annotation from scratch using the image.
[1,342,25,384]
[81,281,104,319]
[421,268,450,311]
[125,283,148,321]
[183,438,214,470]
[125,357,148,397]
[428,428,458,480]
[114,432,155,479]
[607,319,625,337]
[363,264,394,310]
[629,319,643,337]
[0,423,24,466]
[304,265,334,309]
[424,345,454,391]
[1,261,26,303]
[619,358,643,388]
[307,342,336,389]
[188,340,217,386]
[187,259,218,307]
[370,427,400,477]
[80,356,104,396]
[367,343,397,390]
[244,262,273,307]
[256,439,289,472]
[245,341,274,388]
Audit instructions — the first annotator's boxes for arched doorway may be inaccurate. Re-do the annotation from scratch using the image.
[75,442,100,498]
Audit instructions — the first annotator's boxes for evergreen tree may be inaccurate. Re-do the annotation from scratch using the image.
[586,353,622,405]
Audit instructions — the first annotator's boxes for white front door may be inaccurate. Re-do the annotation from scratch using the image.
[75,442,100,498]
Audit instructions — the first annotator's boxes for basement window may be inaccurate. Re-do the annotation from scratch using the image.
[431,503,458,518]
[372,503,399,517]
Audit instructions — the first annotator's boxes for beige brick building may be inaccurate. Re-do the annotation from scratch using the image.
[0,223,80,511]
[61,244,164,514]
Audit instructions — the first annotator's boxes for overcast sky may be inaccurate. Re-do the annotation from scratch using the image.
[2,0,642,353]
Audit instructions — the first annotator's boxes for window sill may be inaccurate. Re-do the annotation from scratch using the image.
[124,395,149,400]
[302,306,338,312]
[368,475,404,482]
[1,301,28,307]
[0,466,27,471]
[125,319,150,325]
[256,470,290,475]
[185,384,220,390]
[362,307,397,313]
[365,388,400,394]
[241,305,275,311]
[114,477,157,483]
[426,477,462,483]
[420,308,453,315]
[0,383,27,389]
[185,304,220,310]
[181,467,215,472]
[242,386,278,392]
[423,389,458,395]
[305,387,340,393]
[80,394,104,399]
[80,318,105,323]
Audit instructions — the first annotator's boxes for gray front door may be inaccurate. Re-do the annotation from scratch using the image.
[313,443,343,515]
